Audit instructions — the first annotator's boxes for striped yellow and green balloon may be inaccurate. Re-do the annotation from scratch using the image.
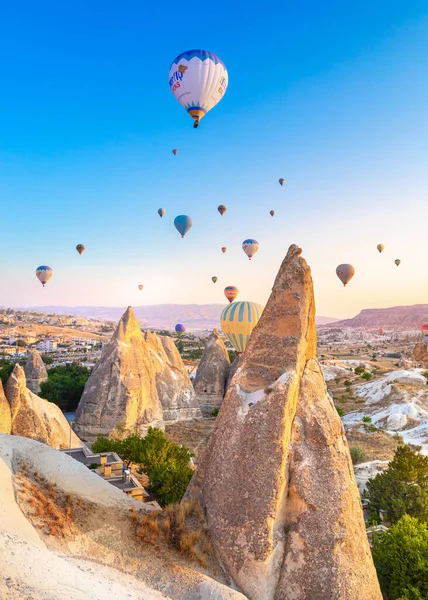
[220,301,264,353]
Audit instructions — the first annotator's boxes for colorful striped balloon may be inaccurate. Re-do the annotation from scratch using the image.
[224,285,239,303]
[220,301,264,353]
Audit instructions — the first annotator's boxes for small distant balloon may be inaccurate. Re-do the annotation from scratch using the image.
[336,264,355,287]
[172,149,178,155]
[217,205,227,216]
[378,328,384,335]
[36,266,53,287]
[242,239,259,260]
[224,286,239,303]
[76,244,85,255]
[221,247,227,254]
[175,323,186,336]
[138,285,143,291]
[422,323,428,342]
[395,259,401,267]
[270,210,275,217]
[212,276,218,284]
[279,178,285,186]
[158,208,166,218]
[174,215,193,238]
[377,244,384,253]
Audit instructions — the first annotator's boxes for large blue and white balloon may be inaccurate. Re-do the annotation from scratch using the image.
[36,265,53,287]
[174,215,193,238]
[169,49,228,128]
[242,239,259,260]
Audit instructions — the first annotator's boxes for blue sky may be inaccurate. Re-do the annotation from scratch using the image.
[0,1,427,318]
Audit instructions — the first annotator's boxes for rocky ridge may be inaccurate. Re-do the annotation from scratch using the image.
[193,329,230,416]
[24,348,48,394]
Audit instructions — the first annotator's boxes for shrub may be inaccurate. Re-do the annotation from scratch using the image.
[422,372,428,383]
[362,372,372,381]
[354,365,365,375]
[362,416,372,423]
[211,408,219,417]
[39,364,90,411]
[372,515,428,600]
[335,406,344,417]
[350,446,367,465]
[344,380,352,387]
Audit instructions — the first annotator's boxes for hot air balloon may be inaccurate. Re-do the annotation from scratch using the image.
[174,215,193,238]
[279,178,285,186]
[172,149,178,155]
[378,328,384,335]
[175,323,186,337]
[218,205,226,216]
[158,208,166,218]
[242,239,259,260]
[377,244,384,253]
[169,49,228,128]
[76,244,85,255]
[220,301,264,353]
[224,286,238,303]
[221,247,227,254]
[395,259,401,266]
[270,210,275,217]
[138,285,143,291]
[212,276,218,284]
[36,266,53,287]
[422,323,428,342]
[336,264,355,287]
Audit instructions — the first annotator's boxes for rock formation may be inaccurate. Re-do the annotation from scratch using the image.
[24,348,48,394]
[0,380,11,434]
[145,331,202,421]
[412,341,428,367]
[5,364,82,449]
[75,307,164,441]
[194,329,230,415]
[187,245,382,600]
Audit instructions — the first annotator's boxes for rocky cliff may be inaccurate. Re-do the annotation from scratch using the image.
[5,365,82,449]
[194,329,230,415]
[145,331,202,422]
[0,380,11,434]
[24,349,48,394]
[412,341,428,367]
[75,307,164,441]
[187,245,381,600]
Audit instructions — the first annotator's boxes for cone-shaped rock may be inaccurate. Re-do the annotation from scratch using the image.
[412,341,428,367]
[24,348,48,394]
[0,380,11,434]
[187,245,381,600]
[145,331,202,421]
[75,307,164,440]
[5,364,83,449]
[194,329,230,415]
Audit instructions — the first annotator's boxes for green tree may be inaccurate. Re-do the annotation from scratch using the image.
[0,361,14,385]
[365,445,428,524]
[39,364,90,411]
[350,446,367,465]
[336,406,344,417]
[93,428,194,505]
[372,515,428,600]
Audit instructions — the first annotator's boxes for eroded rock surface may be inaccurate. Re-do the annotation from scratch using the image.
[75,307,164,440]
[24,349,48,394]
[5,365,82,449]
[0,380,11,434]
[413,341,428,367]
[194,329,230,416]
[187,245,381,600]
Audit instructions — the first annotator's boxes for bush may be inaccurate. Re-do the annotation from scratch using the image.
[365,445,428,524]
[422,372,428,383]
[350,446,367,465]
[344,380,352,387]
[0,361,14,385]
[211,408,219,417]
[362,372,372,380]
[372,515,428,600]
[39,364,90,411]
[362,416,372,423]
[354,365,365,375]
[335,406,344,417]
[93,428,194,506]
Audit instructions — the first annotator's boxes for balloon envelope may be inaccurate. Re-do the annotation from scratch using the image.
[279,178,285,186]
[172,149,178,155]
[220,301,264,353]
[76,244,85,255]
[36,265,53,287]
[138,285,143,290]
[212,276,218,284]
[224,286,238,303]
[395,259,401,266]
[242,239,259,260]
[174,215,193,237]
[169,49,228,128]
[336,264,355,286]
[422,323,428,342]
[218,205,226,216]
[175,323,186,336]
[158,208,166,217]
[378,328,384,335]
[221,247,227,253]
[377,244,384,253]
[270,210,275,217]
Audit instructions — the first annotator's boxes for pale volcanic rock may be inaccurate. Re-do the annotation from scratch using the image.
[5,365,82,449]
[145,331,202,422]
[0,380,11,434]
[412,341,428,366]
[194,329,230,416]
[75,307,164,441]
[24,348,48,394]
[187,244,381,600]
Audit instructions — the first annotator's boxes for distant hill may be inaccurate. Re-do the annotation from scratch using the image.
[23,304,338,331]
[330,304,428,329]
